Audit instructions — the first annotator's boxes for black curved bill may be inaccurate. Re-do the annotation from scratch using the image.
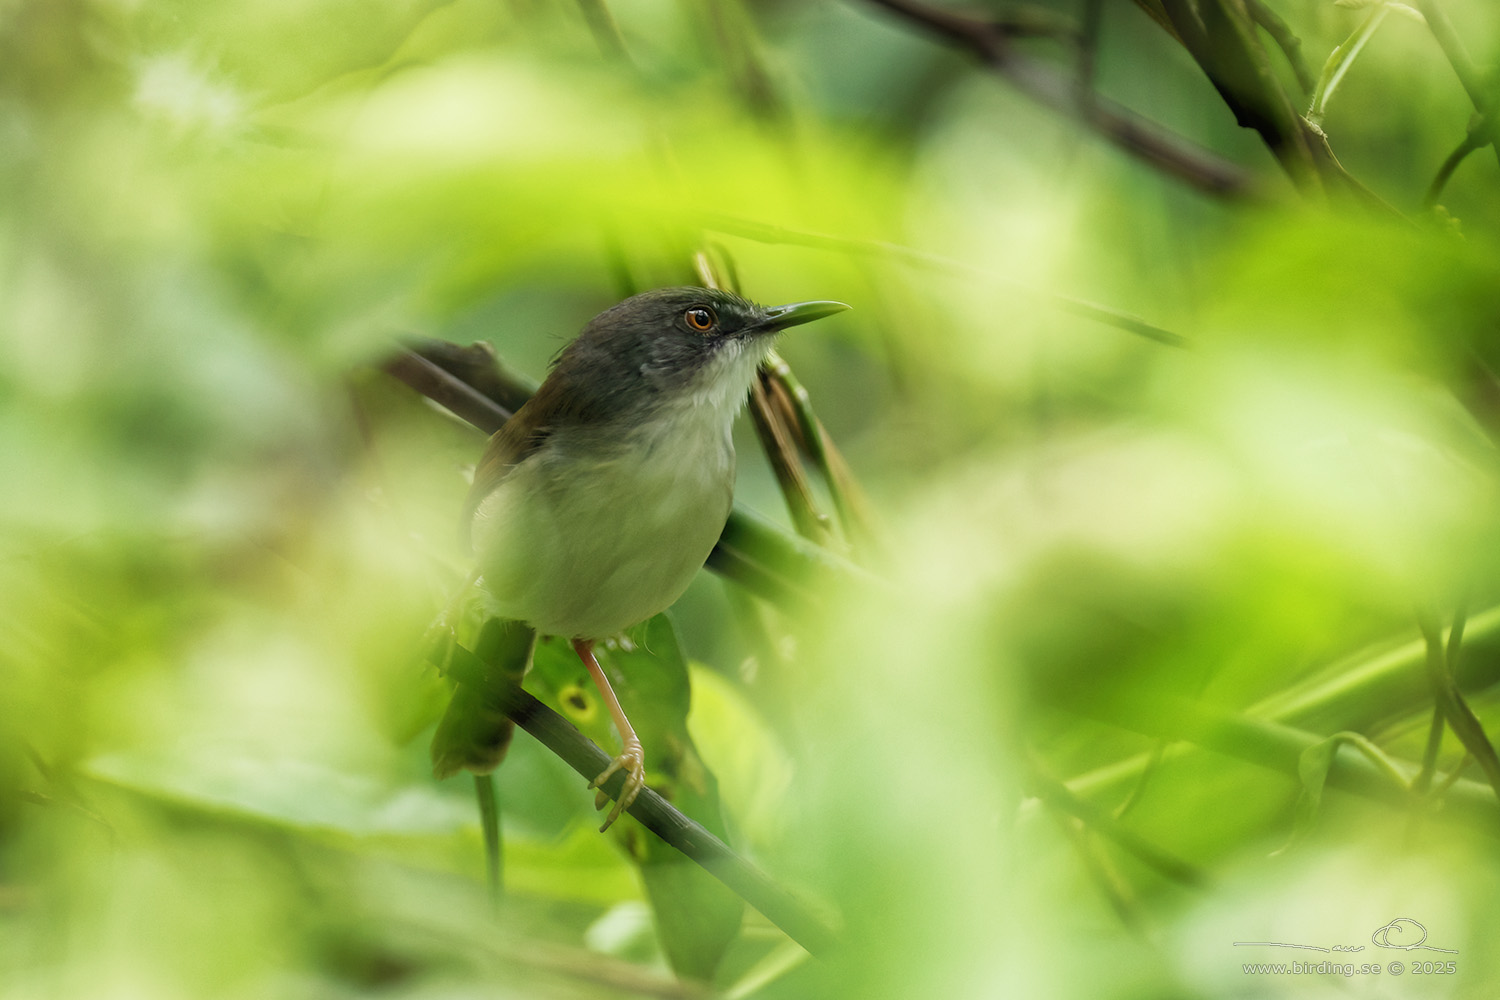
[757,300,851,332]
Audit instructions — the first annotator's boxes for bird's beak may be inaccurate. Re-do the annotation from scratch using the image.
[756,300,851,333]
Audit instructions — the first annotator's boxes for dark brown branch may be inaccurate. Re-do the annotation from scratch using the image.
[1158,0,1323,194]
[437,639,839,955]
[859,0,1261,199]
[381,350,519,430]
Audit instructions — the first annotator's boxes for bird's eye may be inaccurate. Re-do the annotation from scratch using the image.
[684,306,716,332]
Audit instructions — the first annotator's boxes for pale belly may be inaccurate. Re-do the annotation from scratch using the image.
[472,423,735,639]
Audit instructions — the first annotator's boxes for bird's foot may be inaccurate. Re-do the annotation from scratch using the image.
[589,738,645,832]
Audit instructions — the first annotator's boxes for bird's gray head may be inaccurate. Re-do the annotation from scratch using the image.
[550,286,848,418]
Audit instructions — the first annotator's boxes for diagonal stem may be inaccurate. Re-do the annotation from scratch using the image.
[1244,0,1315,95]
[434,638,840,955]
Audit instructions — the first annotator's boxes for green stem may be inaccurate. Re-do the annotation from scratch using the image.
[1112,741,1165,819]
[1425,121,1492,206]
[1414,706,1445,795]
[1050,689,1500,837]
[1413,0,1489,109]
[475,773,502,908]
[1412,0,1500,174]
[1416,609,1500,802]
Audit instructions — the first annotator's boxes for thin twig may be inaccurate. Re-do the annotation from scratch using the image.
[436,639,840,955]
[703,214,1192,348]
[1112,740,1165,819]
[1052,814,1150,935]
[1026,753,1207,887]
[859,0,1261,199]
[380,351,519,430]
[1435,751,1473,795]
[1425,116,1494,207]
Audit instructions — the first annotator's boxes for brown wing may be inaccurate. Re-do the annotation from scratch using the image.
[460,399,553,550]
[461,342,618,549]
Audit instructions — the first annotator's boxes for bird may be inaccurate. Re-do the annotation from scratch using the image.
[448,286,849,829]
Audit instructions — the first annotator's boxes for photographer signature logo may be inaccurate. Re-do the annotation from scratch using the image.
[1233,917,1457,954]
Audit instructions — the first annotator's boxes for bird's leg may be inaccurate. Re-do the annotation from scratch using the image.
[573,638,646,831]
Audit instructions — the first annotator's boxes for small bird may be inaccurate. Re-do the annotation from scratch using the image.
[461,286,848,829]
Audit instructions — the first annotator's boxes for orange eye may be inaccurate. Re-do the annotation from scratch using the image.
[685,306,715,332]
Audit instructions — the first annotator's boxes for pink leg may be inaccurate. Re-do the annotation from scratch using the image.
[573,639,646,831]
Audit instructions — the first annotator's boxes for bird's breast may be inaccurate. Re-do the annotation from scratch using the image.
[473,404,739,639]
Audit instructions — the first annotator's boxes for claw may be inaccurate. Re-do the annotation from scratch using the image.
[589,739,645,831]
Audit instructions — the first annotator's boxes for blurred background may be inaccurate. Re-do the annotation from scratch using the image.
[4,0,1500,996]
